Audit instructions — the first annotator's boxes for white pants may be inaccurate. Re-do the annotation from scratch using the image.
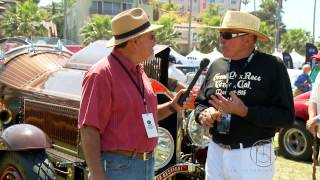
[205,140,275,180]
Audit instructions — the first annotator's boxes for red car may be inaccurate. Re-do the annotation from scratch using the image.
[278,91,319,160]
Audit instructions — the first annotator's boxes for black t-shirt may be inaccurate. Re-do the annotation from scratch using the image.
[194,51,294,145]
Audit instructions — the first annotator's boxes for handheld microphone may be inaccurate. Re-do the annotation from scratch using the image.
[177,58,210,106]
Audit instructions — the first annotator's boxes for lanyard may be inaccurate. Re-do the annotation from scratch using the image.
[225,51,256,96]
[111,53,147,111]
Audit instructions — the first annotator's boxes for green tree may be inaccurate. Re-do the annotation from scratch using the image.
[196,4,221,53]
[0,0,48,37]
[316,40,320,49]
[252,0,286,44]
[162,0,180,12]
[256,21,275,53]
[80,15,112,46]
[155,13,181,50]
[148,0,160,21]
[281,28,311,55]
[50,12,64,39]
[252,0,277,26]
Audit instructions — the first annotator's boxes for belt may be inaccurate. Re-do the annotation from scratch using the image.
[106,150,153,161]
[213,139,272,150]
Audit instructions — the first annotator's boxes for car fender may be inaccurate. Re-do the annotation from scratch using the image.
[0,124,51,150]
[294,100,309,121]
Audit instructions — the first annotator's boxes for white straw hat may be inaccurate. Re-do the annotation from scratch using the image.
[210,11,270,42]
[106,8,163,47]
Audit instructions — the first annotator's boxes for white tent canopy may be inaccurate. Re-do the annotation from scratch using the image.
[169,47,190,64]
[290,49,305,69]
[205,47,223,61]
[186,47,207,61]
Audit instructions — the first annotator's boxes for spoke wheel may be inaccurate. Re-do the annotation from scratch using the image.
[0,150,55,179]
[278,120,316,161]
[0,166,23,180]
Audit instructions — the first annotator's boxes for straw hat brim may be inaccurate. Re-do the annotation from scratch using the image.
[106,24,163,48]
[210,26,271,42]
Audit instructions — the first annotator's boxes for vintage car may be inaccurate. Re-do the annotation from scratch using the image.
[0,38,209,179]
[278,90,319,161]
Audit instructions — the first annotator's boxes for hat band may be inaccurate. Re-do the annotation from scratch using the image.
[114,22,151,40]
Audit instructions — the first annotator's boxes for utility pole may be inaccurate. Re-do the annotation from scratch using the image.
[312,0,317,44]
[275,0,282,50]
[63,0,67,39]
[187,0,193,52]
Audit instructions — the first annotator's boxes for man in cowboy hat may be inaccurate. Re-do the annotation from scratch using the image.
[79,8,190,180]
[194,11,294,180]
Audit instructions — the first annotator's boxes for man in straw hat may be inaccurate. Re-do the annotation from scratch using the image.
[194,11,294,180]
[79,8,191,180]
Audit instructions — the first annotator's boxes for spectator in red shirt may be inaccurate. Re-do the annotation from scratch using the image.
[79,8,190,180]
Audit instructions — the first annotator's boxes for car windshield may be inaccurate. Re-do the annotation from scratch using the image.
[30,68,85,100]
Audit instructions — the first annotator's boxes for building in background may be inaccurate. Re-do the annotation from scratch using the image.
[65,0,241,50]
[208,0,241,12]
[174,22,203,54]
[65,0,152,44]
[174,0,240,17]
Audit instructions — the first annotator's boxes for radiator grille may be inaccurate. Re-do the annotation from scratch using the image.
[24,99,79,146]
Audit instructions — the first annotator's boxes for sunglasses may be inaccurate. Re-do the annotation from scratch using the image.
[220,32,248,40]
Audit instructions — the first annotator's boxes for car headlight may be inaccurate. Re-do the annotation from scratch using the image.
[186,110,211,148]
[154,127,174,171]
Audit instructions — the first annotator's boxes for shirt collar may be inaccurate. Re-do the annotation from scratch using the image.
[111,49,142,73]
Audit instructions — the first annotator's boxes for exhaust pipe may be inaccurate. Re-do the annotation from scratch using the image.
[0,108,12,125]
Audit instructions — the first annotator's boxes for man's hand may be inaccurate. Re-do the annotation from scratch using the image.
[198,107,221,129]
[208,91,248,117]
[171,89,194,111]
[306,118,319,137]
[80,126,106,180]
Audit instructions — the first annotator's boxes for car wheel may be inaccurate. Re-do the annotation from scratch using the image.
[278,120,316,161]
[0,150,55,179]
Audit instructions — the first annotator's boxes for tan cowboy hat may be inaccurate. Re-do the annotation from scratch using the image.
[106,8,163,47]
[210,11,270,42]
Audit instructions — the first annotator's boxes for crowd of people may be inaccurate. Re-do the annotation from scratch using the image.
[77,7,319,180]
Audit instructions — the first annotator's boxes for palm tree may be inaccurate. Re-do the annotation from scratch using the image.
[255,21,275,53]
[0,0,48,37]
[155,13,181,50]
[281,28,311,55]
[197,4,221,53]
[162,0,180,13]
[80,15,112,46]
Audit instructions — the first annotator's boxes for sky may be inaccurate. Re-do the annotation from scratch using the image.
[39,0,320,41]
[242,0,320,42]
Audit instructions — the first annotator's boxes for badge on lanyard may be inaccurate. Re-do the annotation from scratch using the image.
[142,113,158,138]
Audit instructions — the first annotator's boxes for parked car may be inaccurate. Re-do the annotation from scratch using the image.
[0,39,206,179]
[278,90,319,161]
